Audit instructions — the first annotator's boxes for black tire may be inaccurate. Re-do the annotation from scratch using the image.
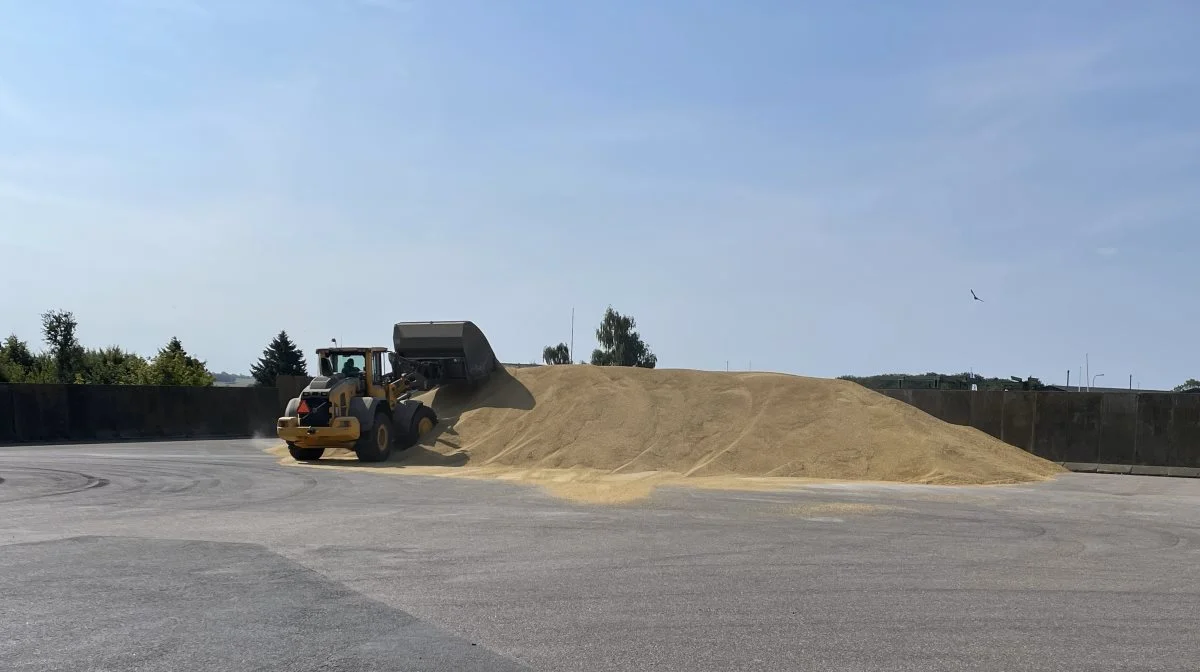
[287,443,324,461]
[355,410,393,463]
[398,405,438,450]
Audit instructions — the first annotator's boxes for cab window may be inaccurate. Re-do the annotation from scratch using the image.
[371,351,384,385]
[329,354,365,377]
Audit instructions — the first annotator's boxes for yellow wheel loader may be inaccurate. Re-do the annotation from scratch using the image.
[276,321,497,463]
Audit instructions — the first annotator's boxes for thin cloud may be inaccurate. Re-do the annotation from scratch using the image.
[1096,247,1118,257]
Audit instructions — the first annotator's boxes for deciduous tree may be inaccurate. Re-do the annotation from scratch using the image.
[141,337,214,386]
[590,306,657,368]
[542,343,571,365]
[41,310,84,384]
[1174,378,1200,392]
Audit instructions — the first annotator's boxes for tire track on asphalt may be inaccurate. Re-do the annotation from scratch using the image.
[0,466,109,504]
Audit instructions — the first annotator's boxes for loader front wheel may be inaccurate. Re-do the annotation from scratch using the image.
[355,411,393,463]
[398,405,438,450]
[287,443,324,461]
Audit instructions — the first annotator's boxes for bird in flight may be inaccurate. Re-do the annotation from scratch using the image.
[970,289,984,302]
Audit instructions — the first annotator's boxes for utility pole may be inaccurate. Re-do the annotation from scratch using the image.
[1129,374,1133,390]
[1066,369,1070,389]
[1086,353,1090,391]
[570,307,575,364]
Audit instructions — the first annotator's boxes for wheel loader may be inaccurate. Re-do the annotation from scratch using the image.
[276,321,497,463]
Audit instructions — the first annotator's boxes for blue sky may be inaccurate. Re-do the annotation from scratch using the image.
[1,1,1198,388]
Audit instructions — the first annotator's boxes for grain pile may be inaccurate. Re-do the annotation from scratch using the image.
[271,365,1062,503]
[411,365,1061,484]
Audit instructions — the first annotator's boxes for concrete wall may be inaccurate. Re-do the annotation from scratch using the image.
[0,383,279,444]
[881,389,1200,468]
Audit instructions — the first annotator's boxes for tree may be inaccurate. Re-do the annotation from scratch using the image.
[0,335,36,382]
[0,354,20,383]
[542,343,571,365]
[249,330,308,387]
[1,335,36,373]
[41,310,84,384]
[589,306,657,368]
[23,354,58,384]
[140,337,214,386]
[81,346,149,385]
[1174,379,1200,392]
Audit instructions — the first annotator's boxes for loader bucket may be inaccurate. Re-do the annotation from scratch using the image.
[392,321,498,386]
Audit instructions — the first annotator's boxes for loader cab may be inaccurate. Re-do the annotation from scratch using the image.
[316,347,390,397]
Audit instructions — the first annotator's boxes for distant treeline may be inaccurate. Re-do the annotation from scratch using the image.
[839,372,1046,391]
[212,372,248,384]
[2,310,213,386]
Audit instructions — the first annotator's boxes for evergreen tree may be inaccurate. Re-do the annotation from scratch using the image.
[250,330,308,387]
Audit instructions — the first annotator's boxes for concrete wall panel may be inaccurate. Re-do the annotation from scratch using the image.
[906,390,944,420]
[969,392,1004,440]
[188,386,234,437]
[157,386,196,438]
[1031,393,1069,461]
[1098,393,1138,464]
[11,385,70,442]
[1064,393,1102,464]
[1135,394,1173,467]
[0,385,16,442]
[1001,392,1036,452]
[940,392,972,426]
[1168,395,1200,468]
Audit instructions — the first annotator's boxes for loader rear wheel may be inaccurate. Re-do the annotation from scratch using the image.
[355,411,393,463]
[398,405,438,450]
[287,443,324,461]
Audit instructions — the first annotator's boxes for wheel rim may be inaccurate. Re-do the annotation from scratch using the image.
[377,424,388,449]
[418,417,434,435]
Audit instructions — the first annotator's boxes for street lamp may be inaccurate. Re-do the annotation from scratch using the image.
[1092,373,1104,389]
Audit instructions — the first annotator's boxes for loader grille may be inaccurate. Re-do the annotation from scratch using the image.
[298,393,331,427]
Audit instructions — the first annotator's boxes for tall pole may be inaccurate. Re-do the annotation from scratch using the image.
[1086,353,1090,391]
[1066,369,1070,389]
[1129,374,1132,390]
[570,307,575,364]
